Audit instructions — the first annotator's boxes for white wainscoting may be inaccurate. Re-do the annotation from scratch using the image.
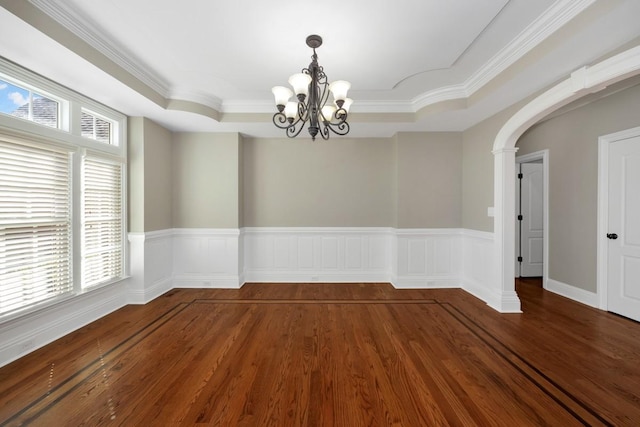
[0,281,127,367]
[243,228,394,283]
[165,228,496,294]
[173,228,242,288]
[394,229,462,288]
[128,230,174,304]
[461,229,497,305]
[1,227,504,368]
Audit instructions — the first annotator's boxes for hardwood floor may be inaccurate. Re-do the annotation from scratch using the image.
[1,280,639,426]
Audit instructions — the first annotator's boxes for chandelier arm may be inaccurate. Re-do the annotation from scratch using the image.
[286,122,306,138]
[298,100,309,122]
[273,110,308,139]
[319,124,330,140]
[330,107,348,125]
[272,112,291,129]
[324,120,350,136]
[318,81,330,111]
[320,107,347,126]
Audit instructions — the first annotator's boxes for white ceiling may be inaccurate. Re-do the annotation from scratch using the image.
[1,0,640,138]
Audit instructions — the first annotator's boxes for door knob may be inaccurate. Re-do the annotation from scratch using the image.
[607,233,618,240]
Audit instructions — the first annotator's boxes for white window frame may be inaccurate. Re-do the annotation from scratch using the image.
[0,69,69,132]
[0,57,127,322]
[80,108,118,146]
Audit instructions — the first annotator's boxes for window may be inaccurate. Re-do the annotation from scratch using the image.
[0,79,60,128]
[81,111,113,144]
[0,139,72,313]
[82,156,123,287]
[0,59,126,318]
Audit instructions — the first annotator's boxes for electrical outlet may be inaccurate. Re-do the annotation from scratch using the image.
[311,276,319,282]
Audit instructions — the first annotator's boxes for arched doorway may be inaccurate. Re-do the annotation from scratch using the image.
[490,45,640,312]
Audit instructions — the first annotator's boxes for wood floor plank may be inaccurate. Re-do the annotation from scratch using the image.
[1,281,639,426]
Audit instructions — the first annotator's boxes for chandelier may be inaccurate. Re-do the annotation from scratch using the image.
[271,35,352,141]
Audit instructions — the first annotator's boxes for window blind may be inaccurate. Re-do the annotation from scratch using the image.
[81,111,112,145]
[0,140,72,314]
[82,156,123,288]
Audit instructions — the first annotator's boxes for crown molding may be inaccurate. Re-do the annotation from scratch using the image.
[464,0,597,95]
[221,99,416,114]
[28,0,171,98]
[351,100,415,114]
[169,88,223,112]
[411,85,469,111]
[221,99,274,114]
[26,0,598,119]
[412,0,597,112]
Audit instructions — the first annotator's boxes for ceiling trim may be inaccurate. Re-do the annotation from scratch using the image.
[21,0,598,121]
[412,85,468,111]
[225,0,599,117]
[222,99,417,114]
[169,88,223,112]
[28,0,171,97]
[465,0,597,95]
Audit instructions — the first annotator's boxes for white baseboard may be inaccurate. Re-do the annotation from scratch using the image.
[392,277,460,289]
[546,278,598,308]
[128,277,173,304]
[462,278,494,305]
[243,272,391,284]
[173,275,242,289]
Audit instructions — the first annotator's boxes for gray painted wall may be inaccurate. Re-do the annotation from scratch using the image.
[144,119,173,232]
[127,117,173,233]
[396,132,462,228]
[243,137,395,227]
[172,132,242,228]
[128,117,144,233]
[461,111,510,232]
[241,134,463,228]
[517,83,640,292]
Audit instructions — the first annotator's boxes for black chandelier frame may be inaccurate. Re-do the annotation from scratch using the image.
[272,35,350,141]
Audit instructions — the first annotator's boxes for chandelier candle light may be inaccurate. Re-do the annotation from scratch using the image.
[272,35,352,141]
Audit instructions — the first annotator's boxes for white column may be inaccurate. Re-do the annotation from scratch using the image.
[492,147,522,312]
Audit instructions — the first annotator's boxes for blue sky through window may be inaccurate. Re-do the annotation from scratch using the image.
[0,79,29,114]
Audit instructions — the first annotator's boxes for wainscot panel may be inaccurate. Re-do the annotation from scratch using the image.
[173,228,242,288]
[394,229,462,288]
[243,228,394,283]
[128,230,174,303]
[461,229,496,304]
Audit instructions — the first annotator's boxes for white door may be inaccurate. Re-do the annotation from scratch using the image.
[519,163,544,277]
[607,135,640,322]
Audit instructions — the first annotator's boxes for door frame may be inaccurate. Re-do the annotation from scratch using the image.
[597,126,640,310]
[490,45,640,313]
[516,150,549,288]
